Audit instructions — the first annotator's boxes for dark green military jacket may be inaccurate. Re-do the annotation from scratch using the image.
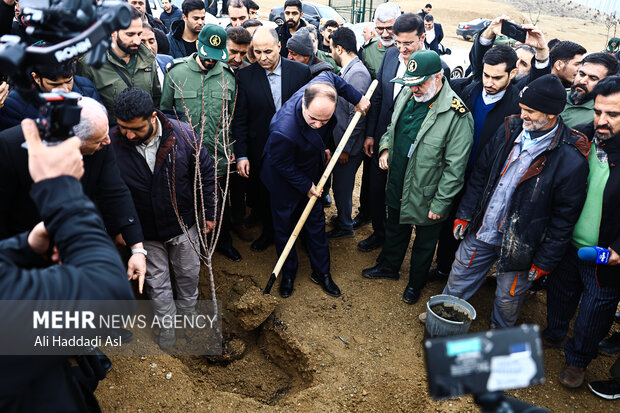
[77,44,161,122]
[160,54,236,175]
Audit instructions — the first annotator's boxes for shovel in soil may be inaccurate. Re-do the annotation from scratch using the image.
[235,80,379,330]
[263,79,378,296]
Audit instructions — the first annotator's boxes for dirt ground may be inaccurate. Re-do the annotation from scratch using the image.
[97,173,620,412]
[96,1,620,411]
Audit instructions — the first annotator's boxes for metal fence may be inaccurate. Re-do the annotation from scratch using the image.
[328,0,381,23]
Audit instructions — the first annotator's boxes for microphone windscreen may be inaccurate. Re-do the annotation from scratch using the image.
[577,247,598,262]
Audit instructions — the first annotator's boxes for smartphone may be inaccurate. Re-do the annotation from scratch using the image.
[501,20,528,43]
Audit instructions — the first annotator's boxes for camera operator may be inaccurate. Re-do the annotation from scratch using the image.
[0,97,147,291]
[0,118,135,412]
[0,56,102,131]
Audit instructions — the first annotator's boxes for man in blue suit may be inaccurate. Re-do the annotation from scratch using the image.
[260,73,369,298]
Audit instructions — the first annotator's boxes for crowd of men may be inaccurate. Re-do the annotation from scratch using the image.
[1,0,620,408]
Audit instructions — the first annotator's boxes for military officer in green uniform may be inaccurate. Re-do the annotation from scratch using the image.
[161,23,241,262]
[362,50,474,305]
[360,2,401,79]
[77,6,161,122]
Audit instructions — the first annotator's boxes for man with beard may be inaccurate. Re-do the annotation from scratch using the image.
[112,88,215,349]
[353,2,402,237]
[549,41,586,88]
[561,53,619,127]
[276,0,306,57]
[514,45,535,82]
[77,6,160,123]
[167,0,206,58]
[438,74,589,328]
[0,55,101,130]
[327,27,371,239]
[431,16,550,282]
[232,27,311,252]
[161,24,241,262]
[544,76,620,390]
[359,13,450,253]
[360,2,401,80]
[362,50,473,305]
[160,0,183,32]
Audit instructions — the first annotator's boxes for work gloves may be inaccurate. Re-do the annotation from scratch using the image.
[527,264,550,282]
[453,218,468,240]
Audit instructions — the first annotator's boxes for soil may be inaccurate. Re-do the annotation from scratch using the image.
[95,1,620,411]
[430,303,472,323]
[232,284,280,331]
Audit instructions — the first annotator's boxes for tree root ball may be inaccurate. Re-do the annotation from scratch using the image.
[233,285,279,331]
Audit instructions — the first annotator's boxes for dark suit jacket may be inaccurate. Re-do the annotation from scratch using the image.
[424,23,444,54]
[0,125,143,245]
[261,71,363,199]
[232,58,311,164]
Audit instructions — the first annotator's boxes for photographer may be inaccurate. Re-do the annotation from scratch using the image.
[0,119,134,411]
[0,57,102,131]
[0,97,147,291]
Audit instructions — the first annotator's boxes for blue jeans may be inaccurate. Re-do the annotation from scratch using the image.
[442,233,532,328]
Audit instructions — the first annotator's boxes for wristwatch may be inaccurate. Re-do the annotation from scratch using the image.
[131,248,148,256]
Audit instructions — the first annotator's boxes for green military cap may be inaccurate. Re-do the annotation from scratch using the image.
[197,24,229,62]
[391,50,442,86]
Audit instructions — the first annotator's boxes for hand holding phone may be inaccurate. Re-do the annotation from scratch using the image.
[501,20,527,43]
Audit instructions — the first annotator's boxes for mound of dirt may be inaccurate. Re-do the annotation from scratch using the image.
[232,285,280,331]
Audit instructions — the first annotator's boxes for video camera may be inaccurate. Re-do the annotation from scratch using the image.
[424,325,549,412]
[0,0,131,142]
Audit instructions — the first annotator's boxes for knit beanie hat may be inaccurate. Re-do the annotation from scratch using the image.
[287,28,314,57]
[518,74,566,115]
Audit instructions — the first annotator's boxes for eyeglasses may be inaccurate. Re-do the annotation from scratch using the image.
[375,26,393,33]
[395,39,420,48]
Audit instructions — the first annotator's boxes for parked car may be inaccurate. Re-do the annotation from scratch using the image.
[456,18,491,41]
[441,48,470,79]
[269,2,346,28]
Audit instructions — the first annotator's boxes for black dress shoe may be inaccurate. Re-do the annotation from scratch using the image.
[402,286,421,305]
[352,213,371,230]
[251,233,273,251]
[279,277,294,298]
[322,194,332,208]
[358,233,383,252]
[216,246,242,262]
[329,214,339,226]
[599,332,620,356]
[362,264,399,280]
[327,227,354,239]
[311,271,341,297]
[427,267,449,282]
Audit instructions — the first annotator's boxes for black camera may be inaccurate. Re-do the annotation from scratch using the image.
[424,325,549,412]
[0,0,131,142]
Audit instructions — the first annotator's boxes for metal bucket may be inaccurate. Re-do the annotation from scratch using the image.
[425,294,476,337]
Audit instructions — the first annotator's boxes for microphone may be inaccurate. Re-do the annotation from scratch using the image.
[577,246,611,264]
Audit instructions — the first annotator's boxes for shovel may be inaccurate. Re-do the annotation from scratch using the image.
[263,79,379,295]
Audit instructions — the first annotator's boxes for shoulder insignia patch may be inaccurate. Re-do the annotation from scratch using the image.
[450,97,468,117]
